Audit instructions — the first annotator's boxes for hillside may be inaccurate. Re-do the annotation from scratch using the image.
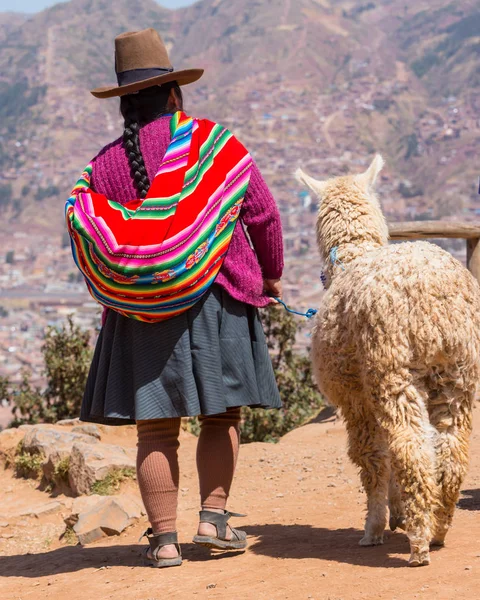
[0,0,479,233]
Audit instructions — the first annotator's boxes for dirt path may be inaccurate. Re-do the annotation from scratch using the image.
[1,408,480,600]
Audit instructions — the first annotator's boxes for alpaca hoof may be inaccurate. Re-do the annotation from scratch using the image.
[359,534,384,546]
[431,527,447,547]
[389,515,407,532]
[408,550,430,567]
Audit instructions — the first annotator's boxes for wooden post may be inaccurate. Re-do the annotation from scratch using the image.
[467,238,480,285]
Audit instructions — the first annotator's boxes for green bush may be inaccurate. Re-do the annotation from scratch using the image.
[10,370,49,427]
[0,376,9,402]
[53,456,71,486]
[14,442,44,479]
[42,316,92,422]
[90,467,136,495]
[8,317,93,427]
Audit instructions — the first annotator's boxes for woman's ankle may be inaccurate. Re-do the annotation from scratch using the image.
[201,506,226,514]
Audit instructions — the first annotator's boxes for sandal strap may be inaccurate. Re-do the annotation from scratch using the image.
[199,510,246,541]
[230,527,247,542]
[139,529,181,560]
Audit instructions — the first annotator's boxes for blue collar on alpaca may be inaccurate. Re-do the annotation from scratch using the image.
[330,246,346,270]
[320,246,345,290]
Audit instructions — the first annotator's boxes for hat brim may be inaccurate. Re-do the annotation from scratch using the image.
[90,68,204,99]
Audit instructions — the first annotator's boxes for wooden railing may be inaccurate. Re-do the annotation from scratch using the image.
[389,221,480,284]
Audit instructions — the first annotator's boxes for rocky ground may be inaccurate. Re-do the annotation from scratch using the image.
[1,408,480,600]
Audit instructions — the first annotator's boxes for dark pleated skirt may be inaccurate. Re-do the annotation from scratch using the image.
[81,285,282,425]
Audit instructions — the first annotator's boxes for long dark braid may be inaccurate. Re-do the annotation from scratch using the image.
[122,105,150,199]
[120,83,184,199]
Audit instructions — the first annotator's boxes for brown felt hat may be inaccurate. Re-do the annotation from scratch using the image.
[90,28,204,99]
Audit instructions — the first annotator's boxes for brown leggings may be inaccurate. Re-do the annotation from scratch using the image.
[136,408,241,534]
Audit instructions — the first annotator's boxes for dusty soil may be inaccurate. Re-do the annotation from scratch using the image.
[1,408,480,600]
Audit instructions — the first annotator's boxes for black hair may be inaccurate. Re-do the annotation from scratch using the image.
[120,82,183,198]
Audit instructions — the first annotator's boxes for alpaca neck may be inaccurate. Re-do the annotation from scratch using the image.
[323,239,385,281]
[317,187,389,283]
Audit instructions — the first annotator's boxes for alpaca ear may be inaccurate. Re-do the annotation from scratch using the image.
[295,168,328,197]
[357,154,384,190]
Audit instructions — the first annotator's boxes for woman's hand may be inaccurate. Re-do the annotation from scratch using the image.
[264,278,283,303]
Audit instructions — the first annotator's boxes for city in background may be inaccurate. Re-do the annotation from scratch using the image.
[0,0,479,417]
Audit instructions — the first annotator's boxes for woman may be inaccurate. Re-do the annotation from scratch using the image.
[77,28,283,568]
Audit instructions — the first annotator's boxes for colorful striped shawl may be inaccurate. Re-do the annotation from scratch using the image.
[65,112,253,323]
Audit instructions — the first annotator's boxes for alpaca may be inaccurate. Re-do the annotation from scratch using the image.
[296,155,480,567]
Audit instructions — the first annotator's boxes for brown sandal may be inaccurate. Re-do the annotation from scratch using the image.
[193,510,248,550]
[140,529,182,568]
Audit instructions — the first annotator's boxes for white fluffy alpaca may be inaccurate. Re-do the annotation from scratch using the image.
[296,156,480,566]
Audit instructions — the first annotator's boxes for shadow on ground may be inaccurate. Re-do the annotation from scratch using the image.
[0,542,242,578]
[458,489,480,511]
[0,523,448,577]
[308,405,337,424]
[243,524,441,569]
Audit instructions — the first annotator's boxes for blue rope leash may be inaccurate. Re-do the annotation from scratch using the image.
[271,246,345,318]
[273,297,318,319]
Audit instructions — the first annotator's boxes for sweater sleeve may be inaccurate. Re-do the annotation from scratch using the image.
[241,161,284,280]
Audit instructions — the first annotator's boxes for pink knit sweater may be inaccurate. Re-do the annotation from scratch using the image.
[90,116,284,308]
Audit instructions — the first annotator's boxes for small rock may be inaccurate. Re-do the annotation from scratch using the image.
[68,442,136,496]
[72,494,144,545]
[18,424,36,431]
[65,495,110,528]
[327,483,337,488]
[22,427,98,483]
[465,566,472,570]
[72,425,101,440]
[0,522,9,528]
[206,583,217,590]
[0,428,24,453]
[0,534,14,539]
[276,493,284,498]
[56,419,81,426]
[18,501,62,518]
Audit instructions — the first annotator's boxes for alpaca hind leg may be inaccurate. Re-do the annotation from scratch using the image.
[429,387,474,547]
[343,406,390,546]
[373,379,438,566]
[388,471,406,532]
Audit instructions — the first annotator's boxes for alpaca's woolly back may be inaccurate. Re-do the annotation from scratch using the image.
[316,241,480,387]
